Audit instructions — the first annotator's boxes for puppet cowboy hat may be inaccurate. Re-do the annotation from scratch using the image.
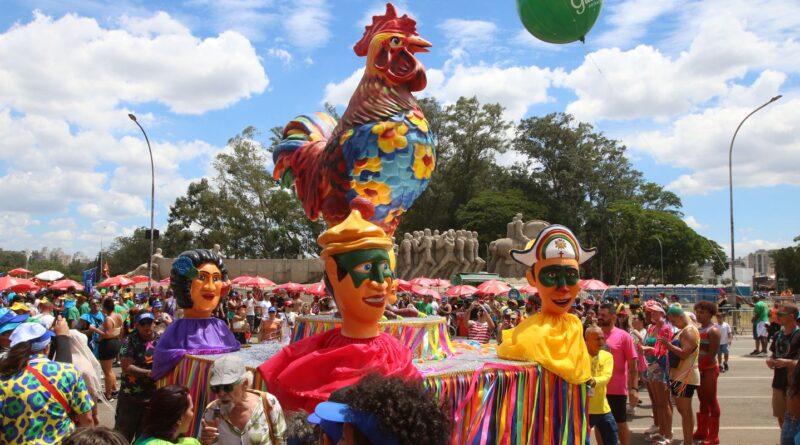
[510,225,596,267]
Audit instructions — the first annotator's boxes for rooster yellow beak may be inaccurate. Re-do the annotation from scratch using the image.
[407,35,431,53]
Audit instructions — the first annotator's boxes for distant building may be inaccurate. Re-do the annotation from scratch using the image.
[747,249,775,278]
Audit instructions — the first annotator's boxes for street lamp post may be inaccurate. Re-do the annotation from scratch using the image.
[654,236,664,284]
[728,95,781,303]
[128,113,156,294]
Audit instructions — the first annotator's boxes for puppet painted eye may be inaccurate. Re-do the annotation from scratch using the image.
[355,263,373,274]
[390,36,401,46]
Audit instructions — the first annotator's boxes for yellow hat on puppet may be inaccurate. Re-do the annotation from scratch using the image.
[510,224,595,267]
[318,210,393,260]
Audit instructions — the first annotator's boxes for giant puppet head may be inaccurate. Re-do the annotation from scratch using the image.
[319,211,397,339]
[170,249,231,319]
[510,225,595,315]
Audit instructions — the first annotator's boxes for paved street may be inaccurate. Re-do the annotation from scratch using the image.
[623,338,779,445]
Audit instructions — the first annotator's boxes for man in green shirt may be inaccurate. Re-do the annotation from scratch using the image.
[413,294,433,316]
[749,295,770,355]
[63,297,81,328]
[78,294,90,316]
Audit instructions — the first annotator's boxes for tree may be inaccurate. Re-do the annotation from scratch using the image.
[103,227,163,276]
[455,189,545,247]
[164,127,323,259]
[774,240,800,292]
[400,96,512,233]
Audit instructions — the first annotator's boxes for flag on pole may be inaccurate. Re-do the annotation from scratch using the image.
[83,268,97,294]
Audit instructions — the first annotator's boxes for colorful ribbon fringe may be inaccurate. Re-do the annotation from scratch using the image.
[292,316,456,360]
[160,353,588,444]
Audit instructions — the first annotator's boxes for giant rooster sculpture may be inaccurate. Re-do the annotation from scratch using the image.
[271,3,435,236]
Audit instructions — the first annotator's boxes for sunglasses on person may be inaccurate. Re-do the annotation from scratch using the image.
[210,379,241,394]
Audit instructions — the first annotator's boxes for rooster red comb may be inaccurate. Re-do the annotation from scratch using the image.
[353,3,418,57]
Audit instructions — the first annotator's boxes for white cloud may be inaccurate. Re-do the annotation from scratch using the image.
[49,218,78,230]
[594,0,684,48]
[324,63,553,122]
[510,29,562,51]
[0,212,37,251]
[185,0,276,42]
[423,64,554,121]
[437,19,497,49]
[559,15,787,122]
[683,215,706,230]
[267,48,293,64]
[734,238,789,257]
[322,68,364,107]
[0,11,268,123]
[284,0,331,50]
[629,85,797,195]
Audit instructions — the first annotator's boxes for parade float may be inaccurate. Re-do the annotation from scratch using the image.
[157,4,594,443]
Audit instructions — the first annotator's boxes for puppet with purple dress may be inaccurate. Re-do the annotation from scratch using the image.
[152,249,240,379]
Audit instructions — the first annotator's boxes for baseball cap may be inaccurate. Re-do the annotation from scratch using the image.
[284,300,294,307]
[308,402,398,445]
[268,307,277,313]
[209,355,246,387]
[10,322,55,351]
[135,312,155,324]
[0,309,29,334]
[152,300,163,309]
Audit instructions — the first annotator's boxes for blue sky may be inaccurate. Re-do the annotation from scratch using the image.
[0,0,798,260]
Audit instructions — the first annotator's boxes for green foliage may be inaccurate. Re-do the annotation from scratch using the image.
[400,96,512,233]
[774,239,800,291]
[455,189,544,247]
[104,227,162,276]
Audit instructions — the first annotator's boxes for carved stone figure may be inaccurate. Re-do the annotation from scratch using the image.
[398,233,413,279]
[409,229,435,278]
[429,230,455,278]
[127,247,165,280]
[472,231,486,273]
[489,217,550,278]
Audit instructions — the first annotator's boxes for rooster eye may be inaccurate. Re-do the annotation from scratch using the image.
[390,37,401,46]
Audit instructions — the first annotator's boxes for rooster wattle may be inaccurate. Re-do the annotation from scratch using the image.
[271,3,435,236]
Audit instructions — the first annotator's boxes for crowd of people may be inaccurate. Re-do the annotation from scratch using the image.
[4,281,800,445]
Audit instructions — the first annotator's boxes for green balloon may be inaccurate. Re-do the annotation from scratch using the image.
[517,0,603,44]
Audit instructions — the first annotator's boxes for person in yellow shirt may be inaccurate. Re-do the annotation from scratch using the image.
[586,325,619,445]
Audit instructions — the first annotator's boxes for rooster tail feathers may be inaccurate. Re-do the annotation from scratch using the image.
[271,112,338,181]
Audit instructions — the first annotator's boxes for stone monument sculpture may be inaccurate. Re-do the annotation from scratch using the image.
[395,228,485,279]
[489,216,550,278]
[127,247,165,280]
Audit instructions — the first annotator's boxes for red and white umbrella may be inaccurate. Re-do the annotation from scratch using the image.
[274,282,305,293]
[476,280,511,296]
[519,285,539,295]
[129,275,150,284]
[411,285,441,300]
[97,275,135,288]
[7,268,32,276]
[0,276,39,292]
[305,282,328,296]
[445,285,478,298]
[50,279,84,291]
[409,277,436,287]
[396,279,413,292]
[231,275,254,285]
[158,277,171,285]
[238,276,276,288]
[579,279,608,290]
[432,278,451,288]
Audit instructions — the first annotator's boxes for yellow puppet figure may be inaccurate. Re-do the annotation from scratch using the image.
[258,211,419,413]
[496,225,595,384]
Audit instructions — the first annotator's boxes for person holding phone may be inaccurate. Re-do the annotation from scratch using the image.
[461,300,495,344]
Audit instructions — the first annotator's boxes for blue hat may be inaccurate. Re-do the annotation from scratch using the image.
[307,402,398,445]
[135,312,155,324]
[9,323,55,351]
[152,300,163,309]
[268,307,277,313]
[0,308,29,334]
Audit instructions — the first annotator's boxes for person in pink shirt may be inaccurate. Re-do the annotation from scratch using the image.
[597,303,638,445]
